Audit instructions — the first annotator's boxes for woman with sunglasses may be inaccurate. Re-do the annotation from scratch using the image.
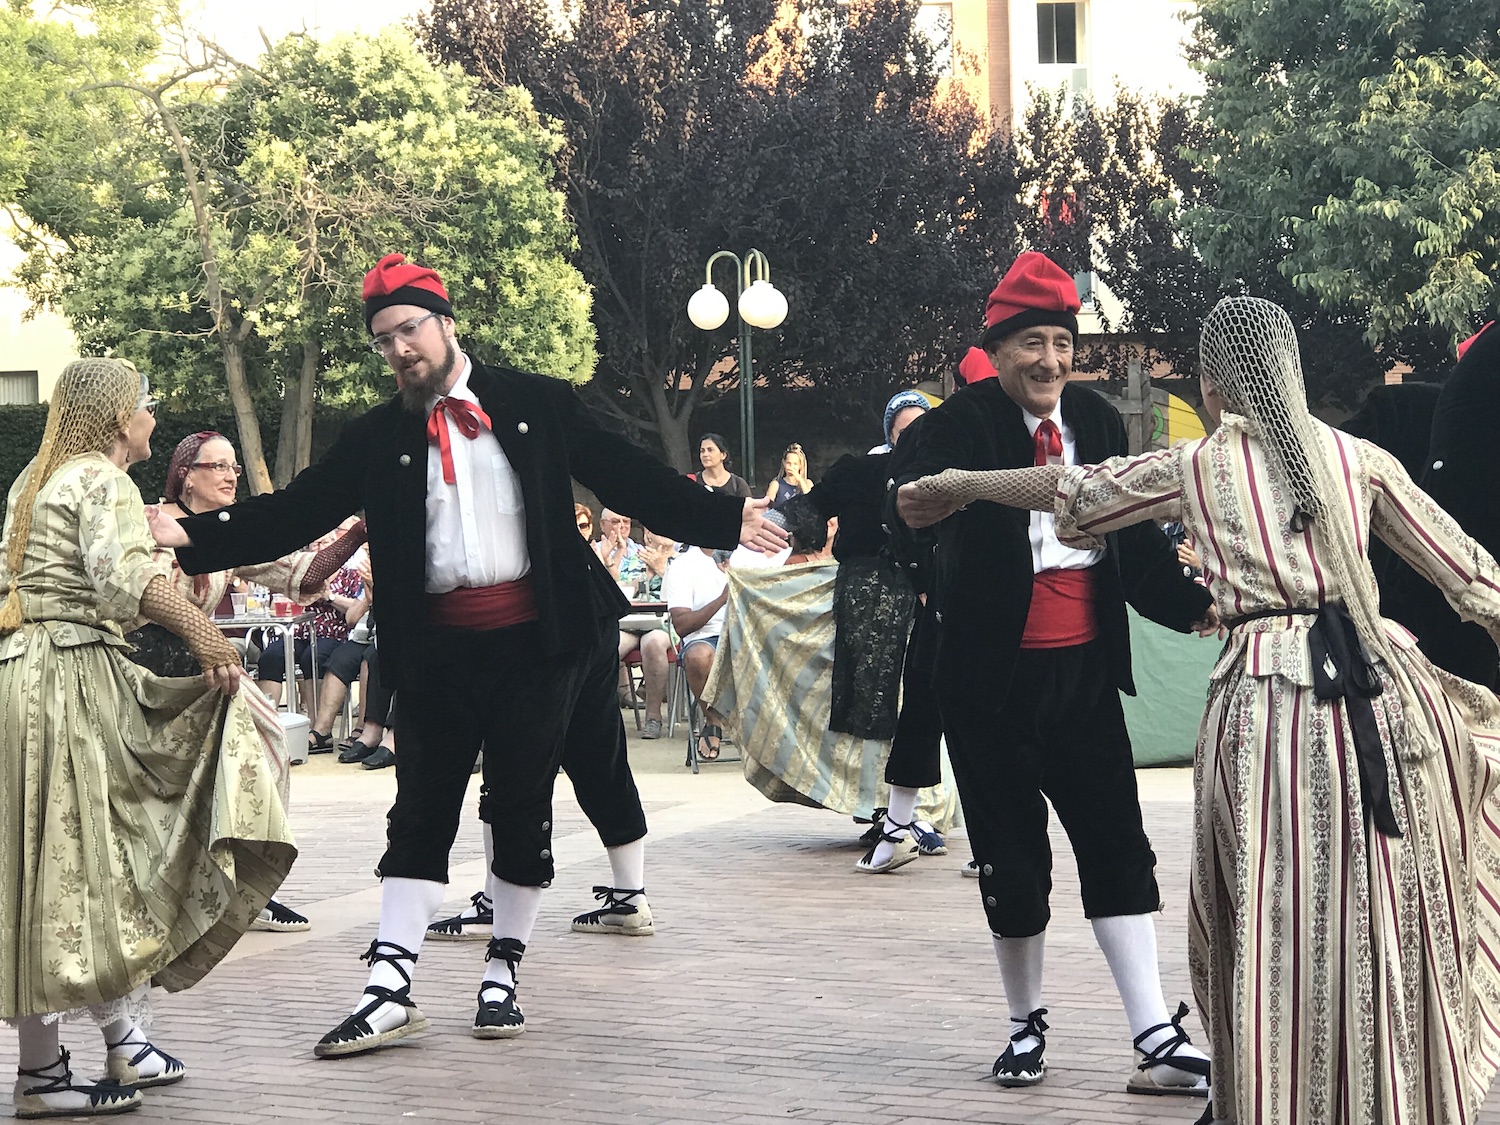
[574,503,594,540]
[123,431,365,934]
[764,443,813,513]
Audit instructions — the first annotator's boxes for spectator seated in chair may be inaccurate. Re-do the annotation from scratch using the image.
[663,545,730,760]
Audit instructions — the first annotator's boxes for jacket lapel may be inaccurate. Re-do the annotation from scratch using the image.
[468,363,531,475]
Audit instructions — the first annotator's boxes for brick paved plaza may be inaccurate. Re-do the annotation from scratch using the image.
[9,728,1500,1124]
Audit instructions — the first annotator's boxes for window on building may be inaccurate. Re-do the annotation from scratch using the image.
[1037,2,1079,65]
[915,3,954,76]
[0,371,39,405]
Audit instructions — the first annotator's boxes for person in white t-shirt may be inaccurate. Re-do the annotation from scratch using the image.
[663,546,730,759]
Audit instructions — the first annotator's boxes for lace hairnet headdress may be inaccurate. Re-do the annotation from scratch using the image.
[0,357,145,633]
[1199,297,1391,665]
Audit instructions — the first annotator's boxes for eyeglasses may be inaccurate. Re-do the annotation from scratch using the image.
[369,312,440,355]
[786,443,803,453]
[138,397,160,415]
[577,519,592,530]
[191,461,243,476]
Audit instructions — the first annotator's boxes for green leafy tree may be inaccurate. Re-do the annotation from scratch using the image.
[420,0,994,476]
[1188,0,1499,350]
[5,14,595,491]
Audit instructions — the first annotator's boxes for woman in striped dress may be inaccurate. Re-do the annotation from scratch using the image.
[900,297,1500,1124]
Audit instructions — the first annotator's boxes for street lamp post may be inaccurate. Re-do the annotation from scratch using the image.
[686,248,788,486]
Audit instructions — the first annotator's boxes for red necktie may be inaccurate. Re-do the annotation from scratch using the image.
[426,397,493,485]
[1034,419,1062,466]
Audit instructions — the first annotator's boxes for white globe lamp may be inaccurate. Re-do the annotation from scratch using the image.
[687,284,730,331]
[738,279,788,329]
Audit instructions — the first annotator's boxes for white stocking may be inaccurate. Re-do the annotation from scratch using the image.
[870,785,920,867]
[606,838,646,892]
[484,880,543,994]
[1092,914,1207,1081]
[13,1017,97,1115]
[359,877,444,1032]
[991,931,1046,1051]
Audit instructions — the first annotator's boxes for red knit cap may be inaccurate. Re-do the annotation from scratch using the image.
[1458,321,1495,360]
[982,251,1080,347]
[956,346,996,385]
[362,253,454,331]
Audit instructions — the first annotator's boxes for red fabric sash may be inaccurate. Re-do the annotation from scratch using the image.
[427,577,538,630]
[426,397,493,485]
[1020,566,1098,649]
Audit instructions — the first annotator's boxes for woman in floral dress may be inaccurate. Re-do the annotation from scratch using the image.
[0,359,296,1118]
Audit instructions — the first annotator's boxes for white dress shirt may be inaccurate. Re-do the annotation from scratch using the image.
[1023,408,1105,575]
[424,356,531,593]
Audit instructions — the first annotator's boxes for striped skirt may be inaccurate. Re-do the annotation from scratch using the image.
[1191,622,1500,1123]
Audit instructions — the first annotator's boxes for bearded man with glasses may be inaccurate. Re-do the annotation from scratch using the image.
[148,252,787,1058]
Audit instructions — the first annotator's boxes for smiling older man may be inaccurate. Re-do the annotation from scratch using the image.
[890,251,1217,1096]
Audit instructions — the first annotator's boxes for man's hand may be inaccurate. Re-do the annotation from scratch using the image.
[145,505,191,549]
[739,497,789,553]
[896,481,963,529]
[1191,604,1223,638]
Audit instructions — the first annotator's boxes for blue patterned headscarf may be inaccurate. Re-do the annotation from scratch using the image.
[883,390,931,446]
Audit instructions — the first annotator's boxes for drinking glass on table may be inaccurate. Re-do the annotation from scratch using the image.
[230,591,247,616]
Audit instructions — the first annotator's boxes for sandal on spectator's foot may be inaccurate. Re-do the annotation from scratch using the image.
[427,891,493,941]
[912,822,948,856]
[571,886,654,936]
[339,740,377,764]
[698,724,722,761]
[307,730,336,754]
[362,746,396,770]
[13,1049,142,1119]
[104,1034,185,1089]
[854,827,920,874]
[472,938,526,1039]
[314,941,429,1058]
[1126,1002,1210,1097]
[251,898,310,932]
[992,1008,1049,1087]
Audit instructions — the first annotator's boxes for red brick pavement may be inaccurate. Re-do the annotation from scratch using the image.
[7,755,1500,1124]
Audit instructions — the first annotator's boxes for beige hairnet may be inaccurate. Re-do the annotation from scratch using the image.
[0,358,145,633]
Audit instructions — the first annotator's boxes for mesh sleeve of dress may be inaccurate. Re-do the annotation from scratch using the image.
[138,574,242,672]
[297,520,367,597]
[910,465,1066,511]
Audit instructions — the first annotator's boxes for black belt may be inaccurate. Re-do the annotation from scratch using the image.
[1225,604,1401,838]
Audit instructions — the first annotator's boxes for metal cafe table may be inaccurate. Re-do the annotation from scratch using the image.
[212,610,319,716]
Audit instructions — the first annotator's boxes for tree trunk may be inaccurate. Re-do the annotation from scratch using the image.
[274,364,298,489]
[655,406,694,474]
[222,339,274,495]
[272,340,319,487]
[295,337,318,476]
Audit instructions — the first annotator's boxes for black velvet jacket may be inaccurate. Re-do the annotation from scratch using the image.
[175,360,745,691]
[888,379,1212,702]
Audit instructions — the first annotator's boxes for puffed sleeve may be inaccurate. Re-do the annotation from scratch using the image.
[1364,440,1500,643]
[1053,445,1189,550]
[79,468,170,622]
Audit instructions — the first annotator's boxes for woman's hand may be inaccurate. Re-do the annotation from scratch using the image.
[203,662,242,694]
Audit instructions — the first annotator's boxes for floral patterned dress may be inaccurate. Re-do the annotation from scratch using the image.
[0,453,296,1019]
[1051,415,1500,1124]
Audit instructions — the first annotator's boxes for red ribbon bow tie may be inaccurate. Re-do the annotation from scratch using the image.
[427,397,493,484]
[1033,419,1062,466]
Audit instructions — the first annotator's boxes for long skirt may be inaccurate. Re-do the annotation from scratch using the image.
[704,562,959,832]
[0,622,297,1019]
[1191,622,1500,1123]
[828,556,915,740]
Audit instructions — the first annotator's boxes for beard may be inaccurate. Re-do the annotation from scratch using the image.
[397,335,459,413]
